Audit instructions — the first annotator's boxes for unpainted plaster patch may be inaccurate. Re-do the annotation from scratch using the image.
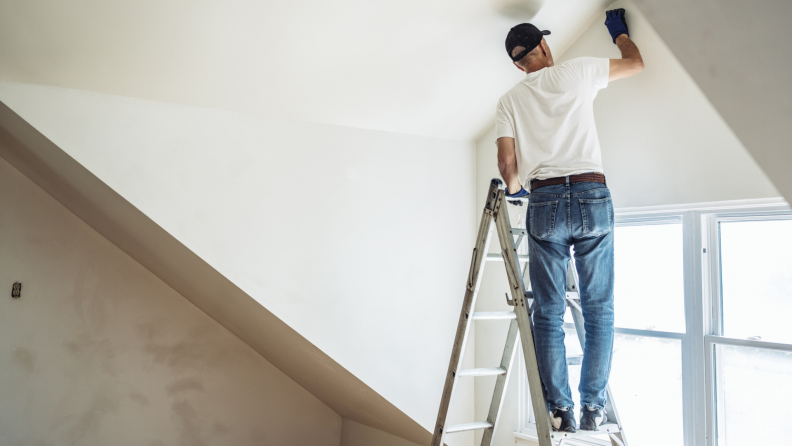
[138,323,232,373]
[63,390,119,443]
[12,347,36,375]
[166,377,205,395]
[128,390,150,406]
[248,429,269,444]
[171,400,230,446]
[62,332,117,376]
[144,339,209,372]
[213,421,231,434]
[71,266,112,333]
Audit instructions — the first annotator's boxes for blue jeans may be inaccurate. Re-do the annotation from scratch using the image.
[526,181,615,411]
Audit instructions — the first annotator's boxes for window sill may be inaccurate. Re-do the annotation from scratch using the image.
[514,431,540,445]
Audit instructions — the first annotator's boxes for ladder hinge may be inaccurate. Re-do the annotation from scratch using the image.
[491,192,504,216]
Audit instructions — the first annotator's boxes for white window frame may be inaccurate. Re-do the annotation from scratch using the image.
[515,198,791,446]
[701,204,792,446]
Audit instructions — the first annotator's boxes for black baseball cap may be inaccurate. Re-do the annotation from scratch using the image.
[505,23,551,62]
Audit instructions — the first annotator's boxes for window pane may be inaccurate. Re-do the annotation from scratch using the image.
[716,344,792,446]
[610,335,683,446]
[613,224,685,332]
[719,219,792,343]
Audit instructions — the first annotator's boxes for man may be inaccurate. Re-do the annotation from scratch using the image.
[495,9,643,433]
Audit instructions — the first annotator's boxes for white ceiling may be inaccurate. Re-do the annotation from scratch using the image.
[0,0,612,141]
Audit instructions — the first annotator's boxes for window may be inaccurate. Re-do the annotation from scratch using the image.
[713,344,792,446]
[517,199,792,446]
[717,220,792,344]
[707,216,792,446]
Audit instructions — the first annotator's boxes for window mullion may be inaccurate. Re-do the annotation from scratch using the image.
[679,211,703,446]
[703,212,727,446]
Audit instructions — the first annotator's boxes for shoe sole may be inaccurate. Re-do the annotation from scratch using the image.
[579,420,604,431]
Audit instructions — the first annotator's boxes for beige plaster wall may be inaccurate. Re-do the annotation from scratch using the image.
[340,419,423,446]
[0,156,341,445]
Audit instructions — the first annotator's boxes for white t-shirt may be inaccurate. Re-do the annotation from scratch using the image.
[496,57,610,184]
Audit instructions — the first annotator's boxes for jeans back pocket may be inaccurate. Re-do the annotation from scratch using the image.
[529,201,558,240]
[578,197,613,238]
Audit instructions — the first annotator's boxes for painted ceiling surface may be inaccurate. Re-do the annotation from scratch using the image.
[0,0,613,141]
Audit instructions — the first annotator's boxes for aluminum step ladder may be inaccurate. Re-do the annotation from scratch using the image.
[430,179,628,446]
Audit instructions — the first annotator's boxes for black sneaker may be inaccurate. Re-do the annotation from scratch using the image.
[549,407,576,432]
[579,406,607,431]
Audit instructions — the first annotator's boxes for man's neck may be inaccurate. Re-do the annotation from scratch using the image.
[524,60,550,74]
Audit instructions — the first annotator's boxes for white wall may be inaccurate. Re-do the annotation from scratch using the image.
[477,0,779,209]
[472,0,780,442]
[0,155,341,445]
[0,82,476,444]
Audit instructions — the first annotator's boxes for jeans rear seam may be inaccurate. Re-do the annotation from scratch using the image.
[566,184,572,234]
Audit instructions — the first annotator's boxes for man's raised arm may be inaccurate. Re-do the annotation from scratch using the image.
[604,9,644,82]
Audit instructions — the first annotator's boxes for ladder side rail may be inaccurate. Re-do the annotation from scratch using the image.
[431,180,502,446]
[566,262,629,446]
[493,190,553,446]
[480,318,520,446]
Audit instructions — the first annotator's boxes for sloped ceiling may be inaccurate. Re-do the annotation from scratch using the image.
[633,0,792,204]
[0,0,611,141]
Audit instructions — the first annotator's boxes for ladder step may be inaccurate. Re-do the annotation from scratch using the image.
[457,367,506,377]
[445,421,493,433]
[471,311,516,320]
[566,355,582,366]
[485,253,529,262]
[548,423,622,440]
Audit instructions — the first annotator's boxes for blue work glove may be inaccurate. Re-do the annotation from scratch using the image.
[505,186,528,205]
[605,8,629,43]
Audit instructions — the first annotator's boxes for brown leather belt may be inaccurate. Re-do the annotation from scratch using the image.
[530,173,606,192]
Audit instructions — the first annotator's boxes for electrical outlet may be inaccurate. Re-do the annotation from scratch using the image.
[11,282,21,298]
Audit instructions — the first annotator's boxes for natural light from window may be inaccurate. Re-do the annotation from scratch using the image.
[716,219,792,446]
[719,220,792,344]
[613,223,685,332]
